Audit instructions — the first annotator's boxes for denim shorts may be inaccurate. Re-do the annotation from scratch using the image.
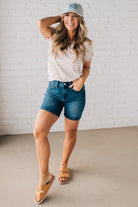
[40,80,86,121]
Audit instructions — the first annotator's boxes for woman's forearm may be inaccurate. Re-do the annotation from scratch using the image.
[80,66,90,83]
[38,15,61,27]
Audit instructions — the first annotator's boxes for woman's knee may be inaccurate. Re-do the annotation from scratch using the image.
[65,128,77,140]
[33,109,58,140]
[33,127,39,139]
[33,127,48,140]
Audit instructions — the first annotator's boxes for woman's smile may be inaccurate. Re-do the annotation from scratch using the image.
[68,23,74,26]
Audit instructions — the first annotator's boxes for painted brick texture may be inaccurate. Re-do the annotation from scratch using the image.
[0,0,138,135]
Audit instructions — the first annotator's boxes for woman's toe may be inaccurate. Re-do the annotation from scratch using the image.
[60,177,66,182]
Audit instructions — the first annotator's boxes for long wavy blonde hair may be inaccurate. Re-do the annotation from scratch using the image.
[48,14,93,63]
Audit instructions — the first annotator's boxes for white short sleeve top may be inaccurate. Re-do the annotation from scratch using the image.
[46,37,93,82]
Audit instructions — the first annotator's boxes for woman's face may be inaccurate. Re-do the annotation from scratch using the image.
[63,12,79,31]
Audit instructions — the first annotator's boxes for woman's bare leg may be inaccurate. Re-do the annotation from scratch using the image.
[33,109,58,185]
[59,117,79,182]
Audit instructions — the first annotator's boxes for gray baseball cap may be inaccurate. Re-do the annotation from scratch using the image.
[62,3,84,18]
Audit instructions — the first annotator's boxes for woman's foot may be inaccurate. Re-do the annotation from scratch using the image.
[39,173,53,185]
[35,174,55,204]
[58,166,70,184]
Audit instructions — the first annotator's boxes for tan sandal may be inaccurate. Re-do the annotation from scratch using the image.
[34,174,55,204]
[58,167,70,184]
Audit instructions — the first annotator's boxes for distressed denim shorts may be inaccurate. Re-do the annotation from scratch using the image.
[40,80,86,121]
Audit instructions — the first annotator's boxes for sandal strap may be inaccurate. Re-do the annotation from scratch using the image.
[59,173,70,179]
[36,187,44,196]
[36,175,55,196]
[59,167,70,173]
[59,169,70,179]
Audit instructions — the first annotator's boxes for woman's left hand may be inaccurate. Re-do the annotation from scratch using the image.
[69,77,85,91]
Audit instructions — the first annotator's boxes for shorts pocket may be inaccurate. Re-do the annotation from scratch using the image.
[49,80,58,89]
[72,84,85,92]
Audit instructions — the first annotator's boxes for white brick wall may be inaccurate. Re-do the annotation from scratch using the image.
[0,0,138,135]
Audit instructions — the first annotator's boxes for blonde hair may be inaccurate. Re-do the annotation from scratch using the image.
[49,15,93,63]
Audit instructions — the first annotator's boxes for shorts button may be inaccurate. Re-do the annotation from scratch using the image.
[64,83,66,85]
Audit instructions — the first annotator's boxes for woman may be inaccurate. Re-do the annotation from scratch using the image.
[34,3,93,204]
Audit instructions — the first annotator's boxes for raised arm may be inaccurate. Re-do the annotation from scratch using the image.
[37,15,62,39]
